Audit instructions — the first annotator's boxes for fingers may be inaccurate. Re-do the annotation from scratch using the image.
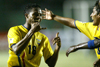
[42,10,46,14]
[66,53,69,57]
[66,48,72,57]
[42,8,48,11]
[42,8,54,20]
[42,8,48,14]
[66,50,70,57]
[52,32,60,45]
[52,32,59,45]
[52,40,56,45]
[56,32,59,37]
[42,13,46,15]
[42,10,46,19]
[52,37,60,45]
[66,46,77,57]
[31,23,46,31]
[31,22,39,27]
[45,8,48,11]
[45,8,47,11]
[42,16,46,19]
[40,27,47,30]
[42,8,49,13]
[42,10,45,12]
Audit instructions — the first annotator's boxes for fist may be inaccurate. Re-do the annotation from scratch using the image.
[31,23,46,32]
[52,32,61,48]
[66,45,78,57]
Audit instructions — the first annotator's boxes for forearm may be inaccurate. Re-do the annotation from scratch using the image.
[53,15,76,28]
[66,40,100,57]
[51,46,60,66]
[46,46,60,67]
[12,28,35,55]
[75,39,100,50]
[75,42,89,50]
[94,39,100,47]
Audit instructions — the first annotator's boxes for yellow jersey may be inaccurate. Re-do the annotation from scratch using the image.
[7,25,53,67]
[75,20,100,59]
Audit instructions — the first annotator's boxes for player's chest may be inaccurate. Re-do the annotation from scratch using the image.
[24,35,43,59]
[29,35,42,46]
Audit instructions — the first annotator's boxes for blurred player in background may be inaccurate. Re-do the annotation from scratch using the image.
[7,3,61,67]
[42,0,100,67]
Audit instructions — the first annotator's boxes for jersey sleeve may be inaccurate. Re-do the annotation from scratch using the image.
[75,20,92,38]
[7,27,21,50]
[43,36,54,61]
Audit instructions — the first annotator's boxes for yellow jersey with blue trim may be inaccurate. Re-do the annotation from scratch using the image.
[75,20,100,59]
[7,25,53,67]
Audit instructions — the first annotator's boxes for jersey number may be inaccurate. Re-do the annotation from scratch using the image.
[28,45,36,55]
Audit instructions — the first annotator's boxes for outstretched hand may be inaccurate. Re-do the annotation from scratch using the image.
[42,8,55,20]
[52,32,61,48]
[66,45,78,57]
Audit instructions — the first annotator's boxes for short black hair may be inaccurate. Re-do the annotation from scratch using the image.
[24,3,41,14]
[95,0,100,14]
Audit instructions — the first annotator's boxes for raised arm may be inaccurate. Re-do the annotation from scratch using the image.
[66,39,100,57]
[12,23,46,55]
[42,8,76,28]
[46,32,61,67]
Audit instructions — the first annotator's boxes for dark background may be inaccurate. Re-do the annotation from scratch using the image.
[1,0,65,32]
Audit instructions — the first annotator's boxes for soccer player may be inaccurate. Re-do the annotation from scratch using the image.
[42,0,100,67]
[7,4,61,67]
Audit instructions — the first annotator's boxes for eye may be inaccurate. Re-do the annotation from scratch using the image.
[32,12,42,17]
[32,13,38,16]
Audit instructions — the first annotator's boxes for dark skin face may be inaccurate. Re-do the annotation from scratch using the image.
[24,7,42,29]
[90,7,100,26]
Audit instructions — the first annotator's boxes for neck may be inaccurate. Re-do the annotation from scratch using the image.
[23,22,31,30]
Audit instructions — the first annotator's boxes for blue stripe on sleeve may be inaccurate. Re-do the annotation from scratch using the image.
[74,20,77,28]
[9,44,16,51]
[11,44,16,48]
[9,44,22,66]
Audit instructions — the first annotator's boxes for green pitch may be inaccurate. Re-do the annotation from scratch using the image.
[0,50,97,67]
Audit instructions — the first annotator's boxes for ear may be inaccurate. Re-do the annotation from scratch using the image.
[25,13,28,18]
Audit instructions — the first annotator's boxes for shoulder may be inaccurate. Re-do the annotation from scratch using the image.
[8,25,22,35]
[75,20,92,23]
[8,25,21,31]
[75,20,93,25]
